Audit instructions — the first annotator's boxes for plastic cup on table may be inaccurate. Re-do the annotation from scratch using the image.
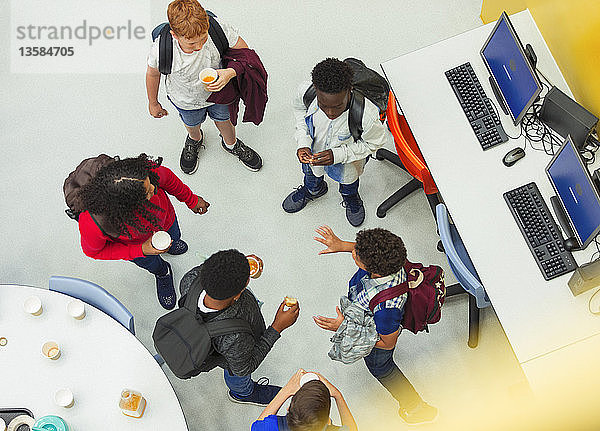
[67,300,86,320]
[23,295,43,316]
[54,388,75,408]
[151,231,171,251]
[42,341,61,360]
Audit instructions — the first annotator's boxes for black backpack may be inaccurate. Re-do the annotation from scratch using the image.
[303,57,390,141]
[151,10,228,75]
[152,276,253,379]
[63,154,117,221]
[276,416,342,431]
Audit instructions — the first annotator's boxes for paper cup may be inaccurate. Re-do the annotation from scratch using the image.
[67,300,86,320]
[0,417,6,431]
[300,372,320,387]
[54,388,74,408]
[24,295,43,316]
[0,337,7,347]
[199,67,218,86]
[151,231,171,251]
[42,341,61,360]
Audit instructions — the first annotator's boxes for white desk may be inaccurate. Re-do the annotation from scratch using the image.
[0,285,188,430]
[381,10,600,392]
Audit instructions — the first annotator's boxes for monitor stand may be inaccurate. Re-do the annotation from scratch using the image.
[550,196,581,251]
[489,76,509,115]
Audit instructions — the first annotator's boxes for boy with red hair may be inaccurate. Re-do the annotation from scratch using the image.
[146,0,262,174]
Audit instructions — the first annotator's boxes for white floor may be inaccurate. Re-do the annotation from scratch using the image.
[1,1,532,430]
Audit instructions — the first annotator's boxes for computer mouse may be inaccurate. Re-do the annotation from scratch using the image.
[502,147,526,167]
[563,237,580,251]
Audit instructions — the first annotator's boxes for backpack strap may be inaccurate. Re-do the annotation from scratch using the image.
[277,415,291,431]
[368,282,408,313]
[205,318,253,337]
[207,11,228,59]
[157,23,173,75]
[302,84,364,142]
[348,90,364,142]
[183,276,204,314]
[155,11,227,76]
[303,84,317,109]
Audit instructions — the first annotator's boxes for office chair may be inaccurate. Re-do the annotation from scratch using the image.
[435,204,491,348]
[376,92,440,218]
[49,275,165,364]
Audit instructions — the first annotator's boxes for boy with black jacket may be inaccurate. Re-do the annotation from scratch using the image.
[179,249,299,405]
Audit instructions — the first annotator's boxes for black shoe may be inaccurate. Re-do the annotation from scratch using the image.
[180,134,204,174]
[398,401,438,425]
[227,377,281,406]
[221,138,262,171]
[167,239,188,256]
[155,262,176,310]
[341,193,365,227]
[282,183,328,213]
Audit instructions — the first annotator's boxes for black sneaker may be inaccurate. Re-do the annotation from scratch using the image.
[180,134,204,174]
[155,261,176,310]
[282,183,328,213]
[167,239,188,256]
[221,138,262,171]
[227,377,281,406]
[398,401,438,425]
[341,193,365,227]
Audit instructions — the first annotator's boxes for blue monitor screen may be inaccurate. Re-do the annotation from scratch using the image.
[481,13,541,125]
[546,136,600,248]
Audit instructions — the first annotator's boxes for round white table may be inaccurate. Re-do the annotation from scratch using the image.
[0,285,188,430]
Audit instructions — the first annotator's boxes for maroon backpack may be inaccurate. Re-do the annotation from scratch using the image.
[368,260,446,334]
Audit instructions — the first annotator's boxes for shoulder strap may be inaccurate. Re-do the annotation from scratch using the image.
[276,415,291,431]
[368,283,408,313]
[348,90,364,142]
[205,318,253,337]
[206,11,228,59]
[303,84,317,109]
[183,276,204,313]
[158,23,173,75]
[156,12,226,76]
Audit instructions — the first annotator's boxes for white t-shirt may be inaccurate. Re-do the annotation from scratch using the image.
[197,290,219,313]
[147,21,239,110]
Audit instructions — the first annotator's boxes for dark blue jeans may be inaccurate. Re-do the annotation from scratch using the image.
[364,347,422,410]
[224,369,254,397]
[130,217,181,276]
[302,163,359,196]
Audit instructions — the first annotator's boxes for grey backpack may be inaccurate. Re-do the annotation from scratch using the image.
[153,276,253,379]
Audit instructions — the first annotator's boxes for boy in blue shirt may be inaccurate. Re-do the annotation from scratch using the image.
[313,226,438,425]
[251,369,357,431]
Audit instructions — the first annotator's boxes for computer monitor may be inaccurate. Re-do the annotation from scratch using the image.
[480,11,542,126]
[546,135,600,249]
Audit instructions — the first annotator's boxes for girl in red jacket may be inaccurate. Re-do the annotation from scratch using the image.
[77,154,209,309]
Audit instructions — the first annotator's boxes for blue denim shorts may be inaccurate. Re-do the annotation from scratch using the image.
[168,97,230,127]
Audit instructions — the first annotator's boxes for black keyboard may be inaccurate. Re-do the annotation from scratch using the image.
[445,62,508,150]
[504,183,576,280]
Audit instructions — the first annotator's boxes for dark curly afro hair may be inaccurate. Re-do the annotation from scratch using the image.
[201,249,250,300]
[78,154,163,238]
[355,228,407,276]
[311,57,353,94]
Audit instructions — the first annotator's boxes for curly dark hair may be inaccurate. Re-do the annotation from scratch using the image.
[78,154,163,238]
[311,58,353,94]
[355,228,407,276]
[287,380,331,431]
[200,249,250,300]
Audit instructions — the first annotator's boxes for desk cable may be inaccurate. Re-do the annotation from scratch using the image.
[586,236,600,315]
